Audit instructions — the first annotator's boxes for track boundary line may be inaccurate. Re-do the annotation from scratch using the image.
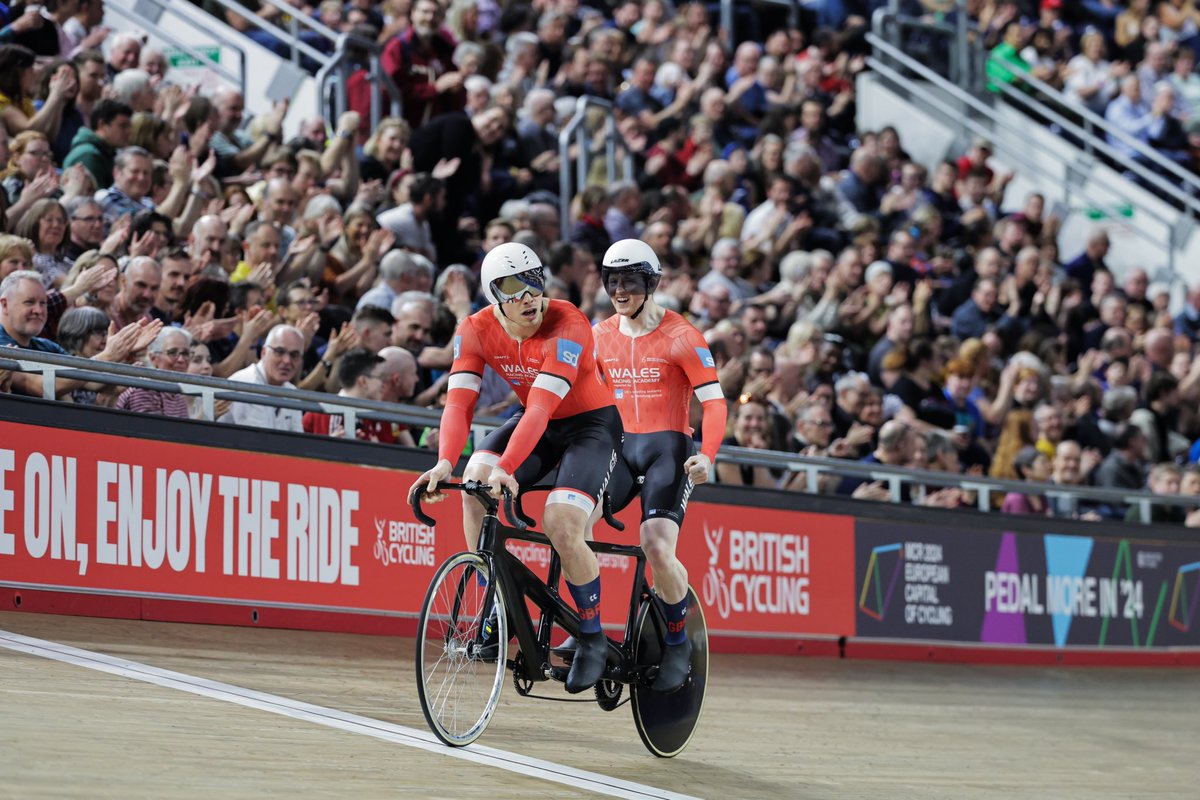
[0,629,700,800]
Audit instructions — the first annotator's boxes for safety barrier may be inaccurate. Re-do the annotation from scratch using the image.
[4,348,1197,522]
[0,396,1197,664]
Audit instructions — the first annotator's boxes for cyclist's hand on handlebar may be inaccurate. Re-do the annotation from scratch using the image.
[684,454,712,485]
[485,465,519,499]
[409,459,454,504]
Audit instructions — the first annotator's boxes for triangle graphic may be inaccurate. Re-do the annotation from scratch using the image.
[981,532,1027,644]
[1044,534,1094,647]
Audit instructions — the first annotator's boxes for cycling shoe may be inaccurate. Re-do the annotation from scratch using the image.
[651,638,692,693]
[564,631,608,693]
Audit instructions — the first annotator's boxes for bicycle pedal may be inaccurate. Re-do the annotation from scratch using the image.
[551,635,578,663]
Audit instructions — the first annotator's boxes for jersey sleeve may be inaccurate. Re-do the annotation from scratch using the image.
[674,326,727,464]
[436,317,486,465]
[494,315,591,474]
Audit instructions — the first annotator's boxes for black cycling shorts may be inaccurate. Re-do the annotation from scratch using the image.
[476,405,623,515]
[606,431,696,526]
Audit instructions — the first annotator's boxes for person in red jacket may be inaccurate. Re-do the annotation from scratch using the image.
[381,0,465,127]
[409,242,620,694]
[590,238,727,692]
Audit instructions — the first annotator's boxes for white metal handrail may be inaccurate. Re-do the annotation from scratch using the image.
[557,96,632,241]
[866,31,1190,275]
[2,348,1194,525]
[871,12,1200,212]
[106,0,246,98]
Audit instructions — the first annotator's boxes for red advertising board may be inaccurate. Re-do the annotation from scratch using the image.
[0,420,454,614]
[677,503,856,638]
[0,420,857,644]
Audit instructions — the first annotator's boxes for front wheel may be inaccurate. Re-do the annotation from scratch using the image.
[630,586,708,758]
[415,552,508,747]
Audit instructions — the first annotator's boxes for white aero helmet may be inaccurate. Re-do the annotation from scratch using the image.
[480,241,546,305]
[601,238,662,295]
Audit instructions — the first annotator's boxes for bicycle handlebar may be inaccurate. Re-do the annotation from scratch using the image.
[409,480,529,530]
[501,489,529,531]
[602,492,625,533]
[510,492,538,530]
[410,480,622,534]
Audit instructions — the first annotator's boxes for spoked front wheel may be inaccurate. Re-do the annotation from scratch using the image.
[416,553,508,747]
[630,585,708,758]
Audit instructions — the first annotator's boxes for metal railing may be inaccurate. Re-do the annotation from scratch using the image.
[107,0,247,98]
[200,0,400,131]
[3,348,1196,527]
[873,6,1200,216]
[557,96,633,241]
[866,29,1189,277]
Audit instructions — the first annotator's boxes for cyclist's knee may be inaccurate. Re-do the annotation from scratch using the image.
[640,519,681,569]
[543,502,588,542]
[463,451,498,483]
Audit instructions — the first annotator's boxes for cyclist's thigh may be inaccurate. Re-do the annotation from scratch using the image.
[550,407,623,515]
[604,450,640,516]
[631,431,695,525]
[474,412,562,485]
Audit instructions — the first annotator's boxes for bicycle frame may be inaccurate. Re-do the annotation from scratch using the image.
[413,481,667,687]
[477,509,659,685]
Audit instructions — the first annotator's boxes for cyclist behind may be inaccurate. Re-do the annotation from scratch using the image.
[591,238,727,692]
[408,242,621,694]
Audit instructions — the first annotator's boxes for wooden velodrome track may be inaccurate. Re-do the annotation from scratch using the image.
[1,609,1198,799]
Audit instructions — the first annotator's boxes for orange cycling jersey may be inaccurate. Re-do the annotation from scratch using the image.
[594,309,726,463]
[439,299,614,473]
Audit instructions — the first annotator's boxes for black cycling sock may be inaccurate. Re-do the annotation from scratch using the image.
[567,577,602,634]
[663,595,688,645]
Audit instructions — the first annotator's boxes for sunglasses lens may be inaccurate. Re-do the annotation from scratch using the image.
[494,270,544,301]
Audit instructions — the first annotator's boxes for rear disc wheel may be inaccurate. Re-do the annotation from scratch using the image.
[630,586,708,758]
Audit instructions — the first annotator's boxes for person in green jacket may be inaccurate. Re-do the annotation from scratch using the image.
[62,99,132,189]
[986,21,1032,93]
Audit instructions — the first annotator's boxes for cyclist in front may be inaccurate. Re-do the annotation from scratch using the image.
[408,242,621,694]
[591,238,727,692]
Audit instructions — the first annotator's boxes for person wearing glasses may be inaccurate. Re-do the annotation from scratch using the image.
[586,238,726,693]
[113,327,192,418]
[63,197,106,263]
[2,131,56,209]
[302,348,402,442]
[221,324,306,431]
[409,241,621,695]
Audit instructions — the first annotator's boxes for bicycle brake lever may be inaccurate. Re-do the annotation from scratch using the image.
[501,488,528,530]
[602,492,625,532]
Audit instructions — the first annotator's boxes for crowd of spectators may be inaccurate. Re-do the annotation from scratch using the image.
[0,0,1198,527]
[979,0,1200,179]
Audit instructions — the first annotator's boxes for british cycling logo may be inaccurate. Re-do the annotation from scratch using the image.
[557,338,582,367]
[701,521,810,620]
[373,517,437,567]
[695,347,715,369]
[453,335,461,359]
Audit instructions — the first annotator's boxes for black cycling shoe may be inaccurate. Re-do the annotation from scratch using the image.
[551,634,578,663]
[564,631,608,693]
[651,638,693,693]
[471,608,501,663]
